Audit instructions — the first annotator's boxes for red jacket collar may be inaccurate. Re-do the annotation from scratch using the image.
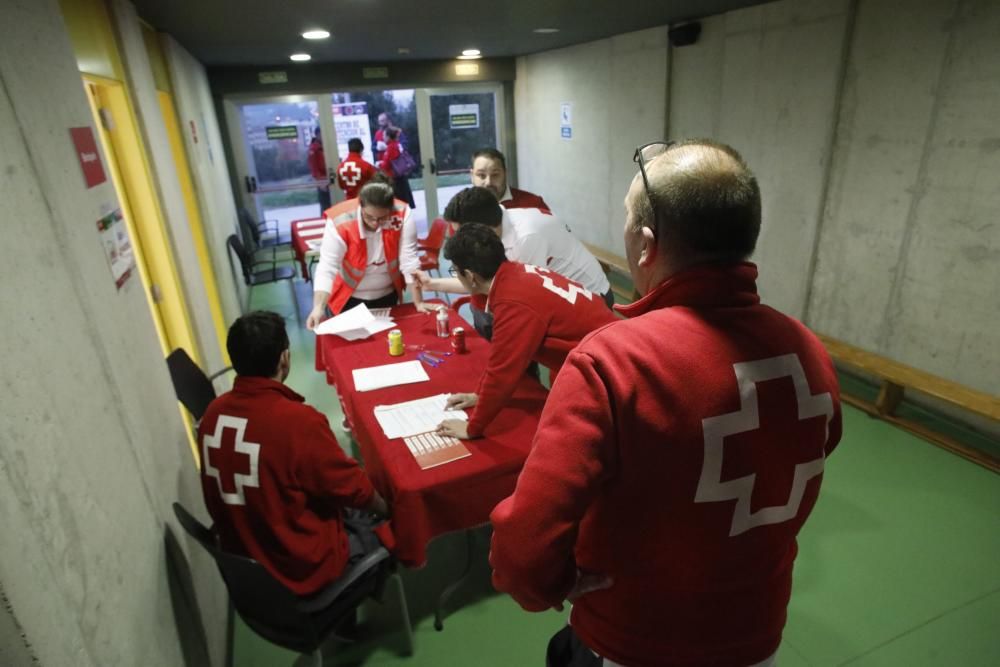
[232,376,305,402]
[615,262,761,318]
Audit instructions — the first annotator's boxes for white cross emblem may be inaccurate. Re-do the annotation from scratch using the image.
[695,354,833,536]
[339,162,362,187]
[203,415,261,506]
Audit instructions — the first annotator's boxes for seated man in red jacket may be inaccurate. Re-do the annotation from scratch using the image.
[198,311,391,597]
[436,223,616,440]
[470,147,550,212]
[490,140,842,667]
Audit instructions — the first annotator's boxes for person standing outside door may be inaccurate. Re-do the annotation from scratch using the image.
[308,127,331,214]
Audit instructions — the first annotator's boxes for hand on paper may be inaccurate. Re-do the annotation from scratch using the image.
[437,419,470,439]
[306,306,325,331]
[445,393,478,410]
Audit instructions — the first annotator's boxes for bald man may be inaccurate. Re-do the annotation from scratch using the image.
[490,140,842,667]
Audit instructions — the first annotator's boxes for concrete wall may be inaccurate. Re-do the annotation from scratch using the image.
[513,0,1000,397]
[808,0,1000,395]
[514,26,669,256]
[162,34,247,326]
[0,0,226,665]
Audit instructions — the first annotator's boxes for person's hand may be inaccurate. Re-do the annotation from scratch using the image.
[437,419,470,439]
[415,301,442,314]
[412,270,435,289]
[306,306,325,331]
[446,393,478,410]
[554,569,614,611]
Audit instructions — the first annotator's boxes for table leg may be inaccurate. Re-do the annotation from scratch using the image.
[433,528,476,631]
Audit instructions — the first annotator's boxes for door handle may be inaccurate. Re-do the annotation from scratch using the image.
[250,176,258,192]
[429,158,437,175]
[244,176,252,193]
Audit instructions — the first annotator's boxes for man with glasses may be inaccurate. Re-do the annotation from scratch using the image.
[434,223,616,440]
[490,140,842,667]
[307,176,434,330]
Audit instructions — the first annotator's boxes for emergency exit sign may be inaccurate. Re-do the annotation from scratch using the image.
[266,126,299,140]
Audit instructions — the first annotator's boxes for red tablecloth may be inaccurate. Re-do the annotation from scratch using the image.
[316,304,547,566]
[291,217,325,280]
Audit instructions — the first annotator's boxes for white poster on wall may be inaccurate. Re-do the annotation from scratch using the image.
[560,102,573,139]
[332,102,375,164]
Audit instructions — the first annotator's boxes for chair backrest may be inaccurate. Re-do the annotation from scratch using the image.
[227,235,252,284]
[172,502,323,654]
[423,218,449,251]
[238,208,262,245]
[166,348,218,422]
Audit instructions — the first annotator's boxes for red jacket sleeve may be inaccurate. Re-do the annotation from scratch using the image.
[489,349,616,610]
[293,408,375,509]
[466,300,547,437]
[379,142,401,175]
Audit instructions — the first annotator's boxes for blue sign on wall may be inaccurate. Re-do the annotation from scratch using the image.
[561,126,572,139]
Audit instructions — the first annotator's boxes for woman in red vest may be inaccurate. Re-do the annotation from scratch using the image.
[306,177,434,329]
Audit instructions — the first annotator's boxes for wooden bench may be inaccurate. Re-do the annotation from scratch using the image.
[583,242,640,302]
[817,334,999,472]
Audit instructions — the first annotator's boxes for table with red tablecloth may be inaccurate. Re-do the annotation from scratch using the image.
[315,304,547,567]
[290,217,326,280]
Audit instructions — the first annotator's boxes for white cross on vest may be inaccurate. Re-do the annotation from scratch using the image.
[340,162,362,187]
[695,354,833,536]
[203,415,261,506]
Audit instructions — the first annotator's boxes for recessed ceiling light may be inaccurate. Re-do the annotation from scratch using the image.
[302,30,330,40]
[533,27,560,34]
[457,54,482,60]
[398,47,411,54]
[461,49,481,57]
[290,53,311,62]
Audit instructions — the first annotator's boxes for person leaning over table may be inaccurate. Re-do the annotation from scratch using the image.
[489,139,843,667]
[414,187,613,343]
[199,311,393,597]
[435,223,616,440]
[306,175,436,331]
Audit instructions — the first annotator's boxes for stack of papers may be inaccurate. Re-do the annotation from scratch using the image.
[352,360,430,392]
[373,394,469,438]
[315,303,396,341]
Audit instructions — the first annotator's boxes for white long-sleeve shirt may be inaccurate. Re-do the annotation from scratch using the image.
[499,208,610,296]
[313,204,420,300]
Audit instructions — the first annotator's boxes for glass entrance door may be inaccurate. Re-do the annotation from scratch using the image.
[417,86,504,224]
[236,99,325,228]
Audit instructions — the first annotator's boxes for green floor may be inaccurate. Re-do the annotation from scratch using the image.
[234,278,1000,667]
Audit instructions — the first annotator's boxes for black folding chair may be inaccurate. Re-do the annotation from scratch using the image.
[239,207,292,259]
[172,502,413,665]
[227,234,298,315]
[166,348,231,424]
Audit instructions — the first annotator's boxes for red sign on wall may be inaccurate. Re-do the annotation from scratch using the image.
[69,126,107,188]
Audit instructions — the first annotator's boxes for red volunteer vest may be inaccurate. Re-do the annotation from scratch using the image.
[324,198,408,314]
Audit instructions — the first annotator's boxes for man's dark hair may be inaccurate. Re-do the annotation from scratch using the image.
[385,127,400,141]
[471,148,506,171]
[226,311,289,378]
[633,140,761,261]
[347,138,363,153]
[359,176,395,207]
[443,223,507,280]
[443,187,503,228]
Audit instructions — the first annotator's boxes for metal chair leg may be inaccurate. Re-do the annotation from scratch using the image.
[390,572,414,655]
[434,529,476,631]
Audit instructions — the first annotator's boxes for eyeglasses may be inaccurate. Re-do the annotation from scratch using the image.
[448,266,460,277]
[632,141,674,235]
[361,210,396,227]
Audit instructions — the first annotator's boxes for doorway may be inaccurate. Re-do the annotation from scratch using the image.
[226,83,507,238]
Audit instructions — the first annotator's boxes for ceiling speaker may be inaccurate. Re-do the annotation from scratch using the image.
[669,22,702,47]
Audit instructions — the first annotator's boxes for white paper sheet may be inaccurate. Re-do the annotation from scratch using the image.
[373,394,469,438]
[314,303,397,341]
[352,360,430,392]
